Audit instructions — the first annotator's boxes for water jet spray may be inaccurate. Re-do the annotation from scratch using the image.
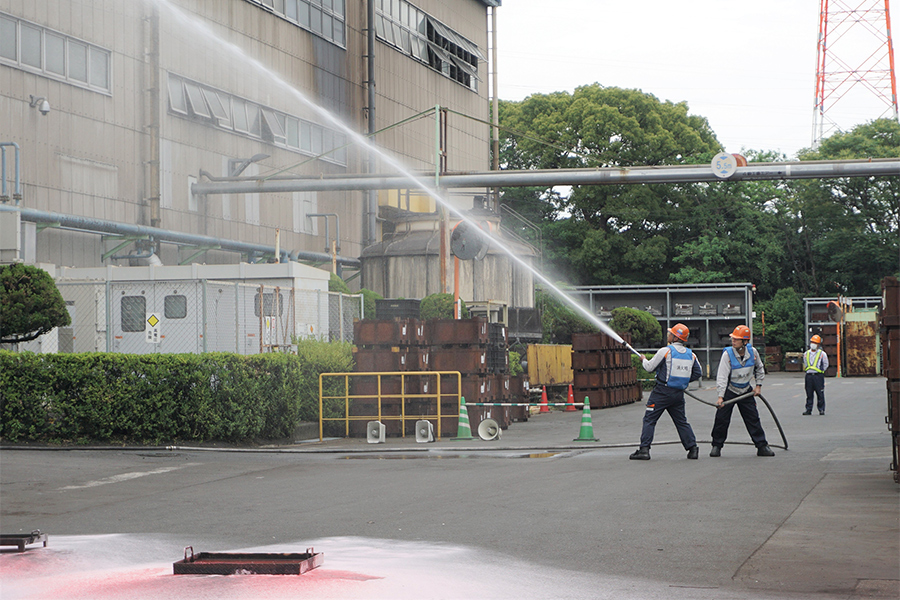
[154,0,631,352]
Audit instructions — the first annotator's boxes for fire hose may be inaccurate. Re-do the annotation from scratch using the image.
[621,343,788,450]
[684,388,789,451]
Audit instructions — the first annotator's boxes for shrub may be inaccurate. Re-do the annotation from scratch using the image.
[420,293,468,319]
[0,342,354,444]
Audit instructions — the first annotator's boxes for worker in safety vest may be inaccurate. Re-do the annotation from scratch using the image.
[629,323,702,461]
[803,334,829,415]
[710,325,774,457]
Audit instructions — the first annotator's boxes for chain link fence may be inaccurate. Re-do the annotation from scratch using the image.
[17,280,362,355]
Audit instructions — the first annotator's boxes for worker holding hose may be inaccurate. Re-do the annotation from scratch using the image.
[629,323,701,461]
[802,334,828,415]
[710,325,775,457]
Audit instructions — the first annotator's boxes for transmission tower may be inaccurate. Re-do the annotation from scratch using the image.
[812,0,899,147]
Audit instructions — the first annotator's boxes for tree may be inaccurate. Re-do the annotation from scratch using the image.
[535,288,597,344]
[609,307,662,348]
[753,287,805,352]
[0,264,71,344]
[787,118,900,295]
[498,85,723,286]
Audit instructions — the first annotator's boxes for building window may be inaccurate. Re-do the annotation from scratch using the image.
[164,295,188,319]
[246,0,346,47]
[254,292,285,317]
[375,0,482,92]
[0,13,112,94]
[167,72,348,166]
[121,296,146,332]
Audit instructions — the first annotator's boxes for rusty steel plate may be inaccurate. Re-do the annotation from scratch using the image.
[173,547,323,575]
[0,531,48,552]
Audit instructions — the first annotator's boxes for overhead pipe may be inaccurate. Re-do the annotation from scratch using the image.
[191,158,900,195]
[0,205,360,268]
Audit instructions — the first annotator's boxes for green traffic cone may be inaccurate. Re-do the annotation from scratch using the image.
[573,397,599,442]
[452,396,475,440]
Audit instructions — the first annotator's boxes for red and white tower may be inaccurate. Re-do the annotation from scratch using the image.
[813,0,899,147]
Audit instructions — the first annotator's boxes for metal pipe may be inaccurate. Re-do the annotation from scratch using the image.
[307,213,341,252]
[0,142,21,203]
[0,205,360,267]
[365,0,378,246]
[191,158,900,195]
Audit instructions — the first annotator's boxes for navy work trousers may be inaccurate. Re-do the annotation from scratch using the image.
[711,387,768,448]
[639,385,697,450]
[805,372,825,413]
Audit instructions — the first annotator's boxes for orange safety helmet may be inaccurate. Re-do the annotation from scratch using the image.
[668,323,690,342]
[730,325,752,340]
[810,334,822,344]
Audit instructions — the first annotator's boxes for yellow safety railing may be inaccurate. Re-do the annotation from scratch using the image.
[318,371,462,441]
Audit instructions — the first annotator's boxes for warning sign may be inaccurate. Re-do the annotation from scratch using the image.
[146,313,160,344]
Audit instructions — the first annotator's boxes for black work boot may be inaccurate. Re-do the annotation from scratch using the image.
[687,446,699,460]
[629,447,651,460]
[803,410,812,415]
[709,446,722,457]
[757,445,775,457]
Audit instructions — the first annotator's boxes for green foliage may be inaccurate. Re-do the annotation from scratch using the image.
[419,293,468,320]
[0,343,353,444]
[631,354,656,390]
[0,264,71,343]
[328,273,351,294]
[753,287,805,352]
[498,85,723,287]
[499,88,895,300]
[536,288,597,344]
[609,307,662,348]
[509,350,523,376]
[359,288,383,319]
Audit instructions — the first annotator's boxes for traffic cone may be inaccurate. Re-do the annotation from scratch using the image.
[573,397,599,442]
[452,396,475,440]
[565,384,576,412]
[540,386,550,413]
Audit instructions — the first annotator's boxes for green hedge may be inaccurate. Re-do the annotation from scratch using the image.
[0,340,353,444]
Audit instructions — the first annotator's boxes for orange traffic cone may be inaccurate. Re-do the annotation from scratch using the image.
[540,386,550,413]
[565,384,576,412]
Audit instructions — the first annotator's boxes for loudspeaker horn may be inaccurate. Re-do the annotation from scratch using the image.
[415,420,435,443]
[477,418,501,441]
[366,421,385,444]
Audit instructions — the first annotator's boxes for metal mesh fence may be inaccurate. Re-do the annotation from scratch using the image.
[38,280,362,354]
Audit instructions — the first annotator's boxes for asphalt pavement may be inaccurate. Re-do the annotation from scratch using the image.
[1,371,897,600]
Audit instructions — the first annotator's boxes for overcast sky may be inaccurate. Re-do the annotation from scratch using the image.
[494,0,899,159]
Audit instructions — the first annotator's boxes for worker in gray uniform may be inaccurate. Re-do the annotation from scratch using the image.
[630,323,702,461]
[803,334,829,415]
[709,325,774,457]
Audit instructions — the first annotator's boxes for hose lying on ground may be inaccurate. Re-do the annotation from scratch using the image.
[684,389,789,451]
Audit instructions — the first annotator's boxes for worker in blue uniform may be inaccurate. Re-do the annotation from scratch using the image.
[630,323,702,461]
[709,325,775,457]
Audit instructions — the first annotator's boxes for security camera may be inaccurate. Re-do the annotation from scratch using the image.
[29,95,50,116]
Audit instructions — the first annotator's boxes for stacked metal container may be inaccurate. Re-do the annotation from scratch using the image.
[571,332,642,409]
[351,318,428,436]
[351,317,524,437]
[881,277,899,483]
